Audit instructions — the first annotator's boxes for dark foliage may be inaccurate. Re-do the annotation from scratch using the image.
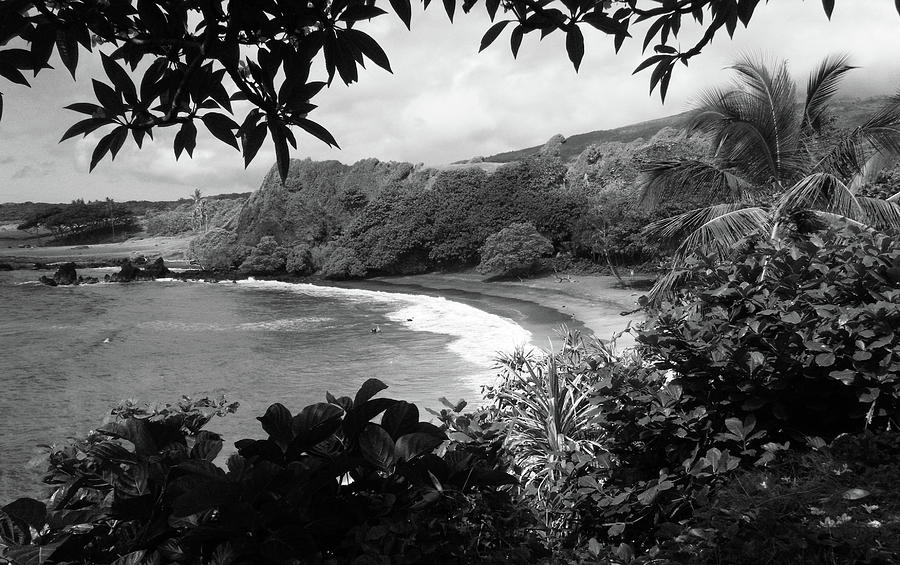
[17,199,138,243]
[0,381,542,564]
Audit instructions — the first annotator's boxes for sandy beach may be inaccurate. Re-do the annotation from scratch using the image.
[364,273,643,351]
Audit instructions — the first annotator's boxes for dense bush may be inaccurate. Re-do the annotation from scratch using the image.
[0,382,543,564]
[477,223,554,277]
[321,246,367,279]
[187,228,249,271]
[239,235,288,275]
[285,243,314,275]
[144,205,193,235]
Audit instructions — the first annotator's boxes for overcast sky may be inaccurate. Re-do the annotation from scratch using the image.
[1,1,899,203]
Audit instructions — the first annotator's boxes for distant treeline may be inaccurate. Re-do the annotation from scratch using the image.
[1,192,251,224]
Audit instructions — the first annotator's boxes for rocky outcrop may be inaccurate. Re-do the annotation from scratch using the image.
[144,257,170,278]
[40,262,78,286]
[53,262,78,285]
[106,258,170,282]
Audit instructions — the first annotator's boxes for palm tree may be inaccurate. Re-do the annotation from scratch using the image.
[639,54,900,298]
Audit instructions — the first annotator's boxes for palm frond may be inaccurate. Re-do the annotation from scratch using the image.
[857,197,900,231]
[803,54,855,132]
[637,160,754,208]
[672,206,771,262]
[858,92,900,158]
[727,54,801,182]
[776,172,862,220]
[644,203,749,242]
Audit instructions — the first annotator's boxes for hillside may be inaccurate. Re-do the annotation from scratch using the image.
[483,95,893,164]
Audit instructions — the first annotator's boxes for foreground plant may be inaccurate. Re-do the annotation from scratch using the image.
[0,380,537,564]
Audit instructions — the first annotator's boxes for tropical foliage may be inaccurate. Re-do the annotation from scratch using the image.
[186,228,249,271]
[640,55,900,298]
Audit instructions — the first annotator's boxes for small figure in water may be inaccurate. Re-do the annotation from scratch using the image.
[371,325,381,334]
[102,337,111,343]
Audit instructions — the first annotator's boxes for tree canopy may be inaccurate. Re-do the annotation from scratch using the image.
[1,0,897,183]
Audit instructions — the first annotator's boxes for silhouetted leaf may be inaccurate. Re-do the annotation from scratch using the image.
[92,79,122,115]
[510,25,523,58]
[296,118,338,147]
[389,0,412,29]
[821,0,835,19]
[359,424,396,469]
[173,121,197,159]
[566,26,584,71]
[191,430,223,461]
[381,401,419,439]
[257,403,293,446]
[270,120,290,183]
[442,0,455,22]
[355,378,388,406]
[241,122,267,167]
[2,499,46,531]
[344,29,391,72]
[479,21,510,52]
[102,53,137,105]
[201,112,239,149]
[395,432,443,461]
[0,509,28,544]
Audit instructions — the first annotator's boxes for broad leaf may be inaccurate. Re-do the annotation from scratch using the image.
[354,378,388,406]
[395,432,443,461]
[359,423,396,470]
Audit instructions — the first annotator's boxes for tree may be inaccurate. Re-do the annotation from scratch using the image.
[477,222,554,277]
[2,1,889,184]
[638,54,900,297]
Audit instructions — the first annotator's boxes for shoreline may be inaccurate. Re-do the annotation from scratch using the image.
[2,236,645,351]
[363,273,643,352]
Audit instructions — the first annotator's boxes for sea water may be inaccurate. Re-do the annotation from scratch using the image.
[0,268,533,500]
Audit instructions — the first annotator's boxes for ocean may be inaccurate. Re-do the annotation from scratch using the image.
[0,267,567,501]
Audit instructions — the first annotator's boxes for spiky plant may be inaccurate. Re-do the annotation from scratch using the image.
[639,54,900,300]
[492,333,609,540]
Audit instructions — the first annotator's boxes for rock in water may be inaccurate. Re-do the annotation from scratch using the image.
[144,257,169,278]
[110,260,141,282]
[39,275,57,286]
[52,262,78,285]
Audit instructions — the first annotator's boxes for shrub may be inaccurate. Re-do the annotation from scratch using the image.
[187,228,249,270]
[477,222,554,277]
[144,206,193,235]
[638,226,900,442]
[321,246,367,279]
[0,382,543,564]
[285,243,314,275]
[238,235,288,274]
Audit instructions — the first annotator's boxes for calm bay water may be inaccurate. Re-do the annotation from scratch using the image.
[0,268,533,500]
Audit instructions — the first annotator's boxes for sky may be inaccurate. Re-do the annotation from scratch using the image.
[1,1,899,203]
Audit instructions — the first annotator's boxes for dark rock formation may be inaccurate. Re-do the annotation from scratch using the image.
[39,275,57,286]
[78,276,100,284]
[107,258,170,282]
[52,262,78,285]
[109,260,141,282]
[144,257,170,278]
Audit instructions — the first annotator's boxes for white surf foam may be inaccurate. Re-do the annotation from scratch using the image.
[236,279,533,370]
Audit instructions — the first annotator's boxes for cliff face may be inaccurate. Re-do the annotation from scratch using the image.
[233,158,437,246]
